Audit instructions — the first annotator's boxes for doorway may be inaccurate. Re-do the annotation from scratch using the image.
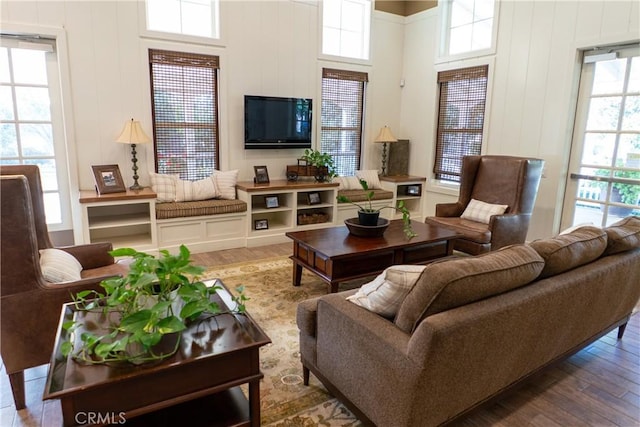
[563,44,640,228]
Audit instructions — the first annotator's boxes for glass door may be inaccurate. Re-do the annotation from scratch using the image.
[562,44,640,228]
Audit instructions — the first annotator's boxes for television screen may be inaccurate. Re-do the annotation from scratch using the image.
[244,95,312,149]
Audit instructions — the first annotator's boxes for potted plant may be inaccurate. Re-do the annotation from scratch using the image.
[337,178,417,238]
[301,149,337,182]
[61,245,247,365]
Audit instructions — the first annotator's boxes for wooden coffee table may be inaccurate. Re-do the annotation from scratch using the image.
[43,280,270,427]
[286,220,459,293]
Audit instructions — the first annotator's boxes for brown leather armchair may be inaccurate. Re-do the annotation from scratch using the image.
[0,165,128,409]
[425,155,544,255]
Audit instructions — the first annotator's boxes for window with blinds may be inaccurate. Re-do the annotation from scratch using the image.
[320,68,367,176]
[149,49,219,180]
[434,65,488,182]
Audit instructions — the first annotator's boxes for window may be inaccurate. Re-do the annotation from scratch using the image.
[440,0,496,57]
[320,68,367,176]
[0,36,69,229]
[149,49,219,180]
[322,0,371,61]
[433,65,489,182]
[145,0,220,39]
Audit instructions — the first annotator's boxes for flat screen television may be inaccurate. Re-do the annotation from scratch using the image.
[244,95,312,149]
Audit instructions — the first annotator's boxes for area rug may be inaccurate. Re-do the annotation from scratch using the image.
[204,257,365,426]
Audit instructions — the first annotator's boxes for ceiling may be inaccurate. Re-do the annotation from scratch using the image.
[375,0,438,17]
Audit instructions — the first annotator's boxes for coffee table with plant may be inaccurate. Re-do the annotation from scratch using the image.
[62,245,247,365]
[337,178,417,238]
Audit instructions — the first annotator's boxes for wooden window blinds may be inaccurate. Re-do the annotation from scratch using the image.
[433,65,488,182]
[320,68,368,176]
[149,49,220,180]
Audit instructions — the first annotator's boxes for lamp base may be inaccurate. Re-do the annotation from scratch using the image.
[129,183,144,191]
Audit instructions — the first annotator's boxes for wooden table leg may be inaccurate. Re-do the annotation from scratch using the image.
[330,281,339,293]
[292,262,302,286]
[249,379,260,427]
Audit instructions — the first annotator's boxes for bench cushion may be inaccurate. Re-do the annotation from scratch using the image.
[156,199,247,220]
[337,189,393,203]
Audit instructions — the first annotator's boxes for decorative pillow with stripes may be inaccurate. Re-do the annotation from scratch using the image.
[175,175,219,202]
[346,265,427,318]
[149,172,179,202]
[355,170,382,189]
[39,248,83,283]
[213,169,239,200]
[460,199,508,224]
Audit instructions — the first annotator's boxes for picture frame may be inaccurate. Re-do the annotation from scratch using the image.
[254,165,270,184]
[265,195,279,208]
[307,192,321,205]
[406,185,421,196]
[254,219,269,230]
[92,164,126,195]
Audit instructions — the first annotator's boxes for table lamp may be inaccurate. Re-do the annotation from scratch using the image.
[116,118,151,190]
[374,125,398,176]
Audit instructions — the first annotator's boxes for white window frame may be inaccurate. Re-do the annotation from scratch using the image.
[0,24,77,233]
[138,0,225,47]
[319,0,372,65]
[435,0,500,64]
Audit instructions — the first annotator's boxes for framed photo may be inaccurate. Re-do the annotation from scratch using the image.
[265,195,279,208]
[254,165,270,184]
[92,165,126,195]
[406,185,421,196]
[307,192,321,205]
[254,219,269,230]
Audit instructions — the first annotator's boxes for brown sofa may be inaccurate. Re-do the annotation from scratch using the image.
[297,217,640,426]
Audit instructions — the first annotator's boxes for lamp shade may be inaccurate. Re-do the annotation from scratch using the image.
[116,119,151,144]
[374,125,398,144]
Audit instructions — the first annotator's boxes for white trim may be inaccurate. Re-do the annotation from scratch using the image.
[318,0,373,64]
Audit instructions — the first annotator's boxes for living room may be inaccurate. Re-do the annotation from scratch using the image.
[1,0,640,426]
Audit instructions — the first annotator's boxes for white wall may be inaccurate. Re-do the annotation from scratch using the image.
[401,0,640,240]
[0,0,404,193]
[2,0,639,240]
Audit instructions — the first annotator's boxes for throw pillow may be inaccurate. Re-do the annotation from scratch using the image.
[460,199,508,224]
[149,172,178,202]
[602,216,640,256]
[175,175,219,202]
[39,248,83,283]
[335,176,361,190]
[355,170,382,189]
[213,169,239,200]
[346,265,426,317]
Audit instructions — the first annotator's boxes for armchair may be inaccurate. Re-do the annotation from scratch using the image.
[0,165,128,409]
[425,155,544,255]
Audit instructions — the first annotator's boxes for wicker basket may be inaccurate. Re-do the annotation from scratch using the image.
[297,212,330,225]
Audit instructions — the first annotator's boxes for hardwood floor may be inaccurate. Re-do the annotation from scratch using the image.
[1,243,638,426]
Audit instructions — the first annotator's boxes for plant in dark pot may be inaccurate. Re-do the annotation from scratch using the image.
[337,178,417,238]
[301,149,337,182]
[61,245,247,365]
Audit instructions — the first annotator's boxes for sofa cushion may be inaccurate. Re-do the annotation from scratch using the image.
[460,198,508,224]
[603,216,640,256]
[395,244,544,333]
[156,199,247,219]
[529,226,607,279]
[337,189,394,203]
[346,265,427,317]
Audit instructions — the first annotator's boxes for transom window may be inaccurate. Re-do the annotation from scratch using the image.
[145,0,220,39]
[440,0,496,57]
[433,65,489,182]
[320,68,367,176]
[149,49,219,180]
[322,0,371,61]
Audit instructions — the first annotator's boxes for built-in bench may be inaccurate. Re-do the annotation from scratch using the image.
[156,198,248,253]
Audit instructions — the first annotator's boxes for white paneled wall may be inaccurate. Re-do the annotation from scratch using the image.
[401,0,639,241]
[2,0,638,241]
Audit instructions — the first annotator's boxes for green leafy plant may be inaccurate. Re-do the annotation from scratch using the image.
[301,149,337,181]
[61,245,248,365]
[595,167,640,206]
[337,178,417,238]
